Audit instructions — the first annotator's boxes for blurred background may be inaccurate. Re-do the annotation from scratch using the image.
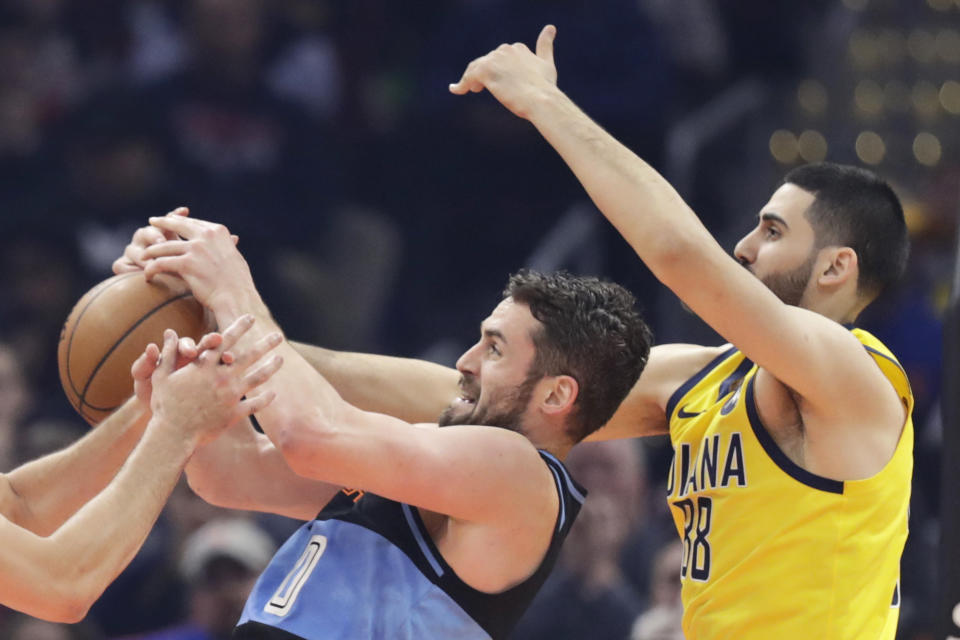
[0,0,956,638]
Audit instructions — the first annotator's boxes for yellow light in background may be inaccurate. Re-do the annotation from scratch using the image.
[927,0,953,10]
[797,79,828,115]
[849,30,879,69]
[912,80,941,117]
[885,80,912,112]
[855,79,885,116]
[856,131,886,164]
[941,80,960,114]
[936,29,960,63]
[798,130,828,162]
[908,29,937,63]
[769,130,799,164]
[879,29,906,64]
[913,132,942,166]
[843,0,869,10]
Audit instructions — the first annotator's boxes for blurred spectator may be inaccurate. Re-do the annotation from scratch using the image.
[511,440,652,639]
[0,611,101,640]
[14,416,83,468]
[0,226,85,404]
[86,479,223,636]
[630,541,683,640]
[131,517,276,640]
[0,342,32,472]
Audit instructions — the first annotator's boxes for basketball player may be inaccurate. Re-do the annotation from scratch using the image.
[125,222,651,639]
[0,315,282,622]
[443,26,912,638]
[119,25,911,635]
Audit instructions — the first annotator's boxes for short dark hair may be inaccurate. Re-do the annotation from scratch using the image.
[504,270,652,443]
[783,162,909,300]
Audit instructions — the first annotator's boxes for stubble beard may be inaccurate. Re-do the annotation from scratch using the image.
[437,373,540,433]
[757,252,817,307]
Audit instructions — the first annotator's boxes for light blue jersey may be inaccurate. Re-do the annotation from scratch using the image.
[234,451,585,640]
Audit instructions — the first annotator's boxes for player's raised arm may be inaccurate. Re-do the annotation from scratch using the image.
[451,26,903,434]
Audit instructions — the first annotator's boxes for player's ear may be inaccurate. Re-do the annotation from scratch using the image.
[540,375,578,417]
[817,246,858,289]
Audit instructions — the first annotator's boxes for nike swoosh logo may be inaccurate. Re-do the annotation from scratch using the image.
[677,406,705,419]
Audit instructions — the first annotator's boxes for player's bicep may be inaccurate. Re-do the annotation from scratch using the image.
[666,253,879,409]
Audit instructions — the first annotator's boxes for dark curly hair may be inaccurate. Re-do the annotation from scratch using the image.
[504,269,653,443]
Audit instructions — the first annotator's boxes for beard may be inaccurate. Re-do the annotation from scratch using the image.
[437,372,540,432]
[756,252,817,306]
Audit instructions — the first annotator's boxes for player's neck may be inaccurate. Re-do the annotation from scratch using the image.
[800,291,864,326]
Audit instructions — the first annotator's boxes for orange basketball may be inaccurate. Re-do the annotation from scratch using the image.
[58,272,207,425]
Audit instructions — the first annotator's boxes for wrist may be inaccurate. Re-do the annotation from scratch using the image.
[144,415,202,458]
[525,83,568,123]
[211,289,275,331]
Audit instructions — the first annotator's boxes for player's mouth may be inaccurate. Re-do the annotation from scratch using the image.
[454,393,477,406]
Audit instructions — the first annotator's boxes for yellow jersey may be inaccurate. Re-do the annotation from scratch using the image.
[665,329,913,639]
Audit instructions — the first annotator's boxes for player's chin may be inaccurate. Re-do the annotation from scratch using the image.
[437,401,475,427]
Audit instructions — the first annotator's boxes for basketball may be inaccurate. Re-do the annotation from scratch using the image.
[58,272,207,425]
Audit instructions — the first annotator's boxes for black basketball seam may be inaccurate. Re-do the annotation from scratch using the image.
[77,291,197,414]
[63,273,140,402]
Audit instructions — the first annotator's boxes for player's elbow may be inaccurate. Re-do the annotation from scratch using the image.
[184,466,229,509]
[274,414,337,479]
[38,581,96,623]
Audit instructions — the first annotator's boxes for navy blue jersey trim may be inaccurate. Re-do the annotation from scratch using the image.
[665,345,740,421]
[233,621,306,639]
[546,465,567,531]
[745,376,844,494]
[863,345,907,377]
[717,355,755,399]
[538,451,586,504]
[402,503,445,577]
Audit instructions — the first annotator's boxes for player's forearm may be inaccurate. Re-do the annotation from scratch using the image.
[525,86,718,279]
[5,397,150,535]
[42,416,195,619]
[186,424,337,520]
[290,342,458,424]
[248,338,369,480]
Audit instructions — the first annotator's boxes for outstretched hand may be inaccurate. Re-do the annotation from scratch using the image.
[449,25,558,119]
[131,331,226,408]
[141,214,257,316]
[149,315,284,446]
[112,206,239,277]
[113,207,191,275]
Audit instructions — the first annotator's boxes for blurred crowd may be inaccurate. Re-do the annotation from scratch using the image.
[0,0,956,638]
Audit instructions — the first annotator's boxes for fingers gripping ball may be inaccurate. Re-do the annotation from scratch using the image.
[58,273,207,425]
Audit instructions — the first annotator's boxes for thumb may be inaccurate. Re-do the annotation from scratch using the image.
[536,24,556,63]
